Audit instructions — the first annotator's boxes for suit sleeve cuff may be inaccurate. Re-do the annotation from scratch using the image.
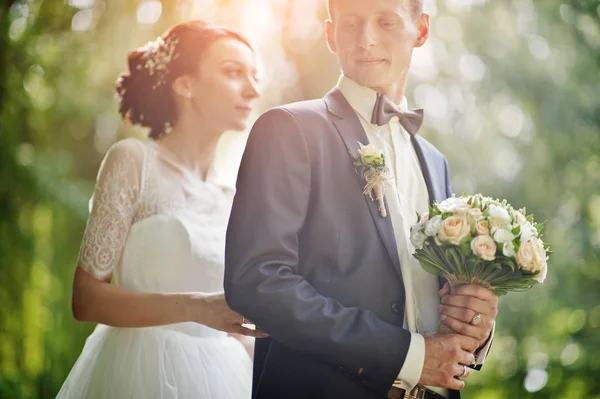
[474,322,495,365]
[397,332,424,389]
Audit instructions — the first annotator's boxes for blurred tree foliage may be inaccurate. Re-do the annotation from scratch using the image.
[0,0,598,398]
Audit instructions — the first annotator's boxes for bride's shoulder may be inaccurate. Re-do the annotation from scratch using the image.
[102,137,147,165]
[95,138,148,180]
[107,137,146,157]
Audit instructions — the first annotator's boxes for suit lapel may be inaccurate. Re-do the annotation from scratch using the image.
[411,136,444,206]
[324,88,403,282]
[411,136,448,289]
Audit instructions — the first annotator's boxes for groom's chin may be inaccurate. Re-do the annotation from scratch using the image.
[345,71,390,91]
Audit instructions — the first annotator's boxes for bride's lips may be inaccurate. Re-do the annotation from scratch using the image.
[235,105,252,116]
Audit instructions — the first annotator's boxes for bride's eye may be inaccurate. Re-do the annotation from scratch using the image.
[224,67,243,78]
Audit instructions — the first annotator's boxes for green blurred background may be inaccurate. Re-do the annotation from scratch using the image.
[1,0,599,398]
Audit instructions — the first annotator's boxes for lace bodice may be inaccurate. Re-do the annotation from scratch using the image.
[78,138,235,284]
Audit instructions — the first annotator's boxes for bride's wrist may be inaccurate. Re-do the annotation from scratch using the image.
[184,292,208,324]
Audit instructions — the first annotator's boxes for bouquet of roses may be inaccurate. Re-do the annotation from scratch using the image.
[410,194,549,298]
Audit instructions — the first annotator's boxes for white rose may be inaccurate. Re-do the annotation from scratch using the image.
[357,143,382,158]
[471,235,497,261]
[438,197,468,214]
[476,219,491,236]
[514,210,528,225]
[410,226,428,250]
[490,217,510,235]
[493,228,515,245]
[520,222,538,241]
[517,238,547,273]
[437,215,471,245]
[489,204,511,223]
[502,241,516,257]
[424,215,442,237]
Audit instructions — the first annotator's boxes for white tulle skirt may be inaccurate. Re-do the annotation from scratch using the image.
[56,324,252,399]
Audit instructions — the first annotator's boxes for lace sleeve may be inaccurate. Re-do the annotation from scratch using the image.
[78,138,144,279]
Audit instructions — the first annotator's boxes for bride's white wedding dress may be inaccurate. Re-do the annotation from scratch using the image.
[57,138,251,399]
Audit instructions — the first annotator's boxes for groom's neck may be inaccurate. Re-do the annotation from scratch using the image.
[369,81,406,105]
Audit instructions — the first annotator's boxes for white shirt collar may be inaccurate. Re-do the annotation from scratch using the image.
[335,75,408,124]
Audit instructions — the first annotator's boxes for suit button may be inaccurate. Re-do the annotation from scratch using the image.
[391,302,403,314]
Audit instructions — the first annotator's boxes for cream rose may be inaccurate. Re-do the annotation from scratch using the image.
[471,235,497,261]
[517,238,547,273]
[534,261,548,283]
[437,215,470,245]
[475,219,491,236]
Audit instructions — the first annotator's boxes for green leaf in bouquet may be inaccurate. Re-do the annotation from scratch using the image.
[511,225,521,236]
[430,204,441,217]
[536,222,546,235]
[513,238,521,254]
[441,211,453,220]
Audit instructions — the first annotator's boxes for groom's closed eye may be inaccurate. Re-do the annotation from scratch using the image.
[378,18,398,29]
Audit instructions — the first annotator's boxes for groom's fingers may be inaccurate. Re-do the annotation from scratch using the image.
[439,304,483,325]
[440,295,497,319]
[443,315,489,344]
[452,284,497,302]
[438,282,451,297]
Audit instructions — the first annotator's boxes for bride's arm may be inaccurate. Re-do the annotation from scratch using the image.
[71,139,263,336]
[72,267,263,334]
[72,266,203,327]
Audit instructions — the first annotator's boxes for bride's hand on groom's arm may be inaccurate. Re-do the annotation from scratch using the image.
[438,283,498,348]
[188,292,269,338]
[419,334,478,390]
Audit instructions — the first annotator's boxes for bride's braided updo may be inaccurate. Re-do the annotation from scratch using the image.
[115,20,252,139]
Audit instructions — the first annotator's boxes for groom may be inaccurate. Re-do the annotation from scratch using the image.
[225,0,497,398]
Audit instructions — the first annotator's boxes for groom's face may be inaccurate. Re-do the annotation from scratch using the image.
[326,0,429,93]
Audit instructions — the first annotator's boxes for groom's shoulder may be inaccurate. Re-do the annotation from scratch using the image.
[259,98,329,124]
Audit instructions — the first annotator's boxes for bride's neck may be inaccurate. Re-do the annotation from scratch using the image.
[156,117,222,181]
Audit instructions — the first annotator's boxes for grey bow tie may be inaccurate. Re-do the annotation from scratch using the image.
[370,93,424,135]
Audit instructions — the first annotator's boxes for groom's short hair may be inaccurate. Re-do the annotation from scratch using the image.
[327,0,423,19]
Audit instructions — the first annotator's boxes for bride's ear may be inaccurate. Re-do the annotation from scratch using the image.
[171,75,194,99]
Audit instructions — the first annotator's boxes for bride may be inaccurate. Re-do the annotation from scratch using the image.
[57,20,263,398]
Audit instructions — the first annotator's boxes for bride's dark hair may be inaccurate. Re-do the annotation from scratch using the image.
[115,20,252,139]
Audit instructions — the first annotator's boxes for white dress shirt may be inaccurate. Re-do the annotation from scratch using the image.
[337,75,493,398]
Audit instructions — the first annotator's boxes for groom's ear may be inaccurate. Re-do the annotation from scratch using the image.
[413,13,430,48]
[325,19,337,54]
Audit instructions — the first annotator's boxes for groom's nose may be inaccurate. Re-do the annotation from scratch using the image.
[356,21,378,48]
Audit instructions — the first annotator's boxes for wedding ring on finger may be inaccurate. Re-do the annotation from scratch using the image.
[457,365,468,379]
[241,316,246,325]
[471,312,482,325]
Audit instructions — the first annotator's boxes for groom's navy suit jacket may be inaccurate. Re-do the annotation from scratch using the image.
[225,88,459,399]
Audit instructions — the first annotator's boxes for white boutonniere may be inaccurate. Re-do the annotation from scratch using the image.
[351,143,391,217]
